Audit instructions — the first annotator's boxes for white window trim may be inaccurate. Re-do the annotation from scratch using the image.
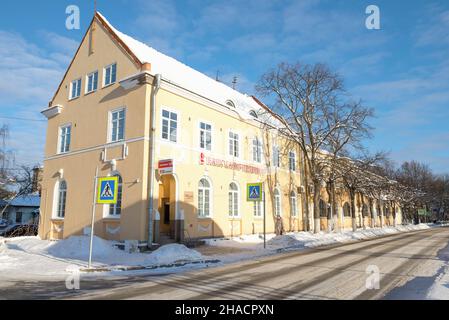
[252,136,263,163]
[272,145,281,168]
[290,191,298,217]
[69,78,81,100]
[198,120,214,152]
[253,200,264,219]
[228,181,241,219]
[57,123,72,155]
[103,62,117,88]
[160,107,180,144]
[274,187,282,217]
[52,179,67,220]
[227,129,242,159]
[289,151,297,172]
[85,70,99,95]
[107,107,127,143]
[198,176,213,219]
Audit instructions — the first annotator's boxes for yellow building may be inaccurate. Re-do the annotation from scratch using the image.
[38,13,401,245]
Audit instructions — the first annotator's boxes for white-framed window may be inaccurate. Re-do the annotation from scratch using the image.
[110,108,126,142]
[228,182,239,218]
[274,188,282,217]
[104,63,117,87]
[86,71,98,94]
[289,151,296,171]
[161,109,178,142]
[58,125,71,154]
[273,146,280,168]
[108,175,122,216]
[290,191,298,217]
[253,201,263,218]
[56,180,67,218]
[198,178,211,218]
[229,131,239,158]
[69,78,81,100]
[252,137,262,163]
[199,122,212,151]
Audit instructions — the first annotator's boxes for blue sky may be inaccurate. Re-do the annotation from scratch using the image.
[0,0,448,173]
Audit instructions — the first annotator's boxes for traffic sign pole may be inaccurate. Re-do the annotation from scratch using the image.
[88,166,99,269]
[263,188,266,249]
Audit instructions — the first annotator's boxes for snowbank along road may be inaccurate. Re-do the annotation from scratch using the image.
[1,226,448,300]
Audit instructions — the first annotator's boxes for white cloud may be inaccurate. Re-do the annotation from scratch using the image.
[0,30,75,167]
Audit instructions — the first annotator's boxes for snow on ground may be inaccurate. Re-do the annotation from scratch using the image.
[201,224,431,263]
[0,223,444,287]
[0,236,205,281]
[427,239,449,300]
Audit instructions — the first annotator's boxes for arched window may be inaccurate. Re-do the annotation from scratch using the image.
[228,182,239,217]
[274,188,282,217]
[249,110,258,118]
[56,180,67,218]
[343,202,351,217]
[290,191,297,217]
[226,100,236,108]
[362,204,369,217]
[198,178,211,217]
[319,199,328,218]
[109,175,122,216]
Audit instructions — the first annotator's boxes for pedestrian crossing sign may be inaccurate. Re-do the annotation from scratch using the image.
[247,183,263,201]
[97,176,119,204]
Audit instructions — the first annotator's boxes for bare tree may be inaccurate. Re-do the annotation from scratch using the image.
[257,62,374,233]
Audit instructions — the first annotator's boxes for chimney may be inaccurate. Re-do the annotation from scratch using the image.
[141,63,152,73]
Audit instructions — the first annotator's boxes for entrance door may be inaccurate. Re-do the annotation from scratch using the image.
[162,199,170,225]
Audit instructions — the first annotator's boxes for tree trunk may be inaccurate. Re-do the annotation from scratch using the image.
[379,199,384,228]
[326,180,333,232]
[392,201,397,227]
[350,189,357,232]
[302,153,310,232]
[331,182,339,232]
[313,181,321,233]
[369,198,375,228]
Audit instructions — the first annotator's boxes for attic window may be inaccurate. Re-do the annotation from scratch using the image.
[226,100,236,108]
[249,110,258,118]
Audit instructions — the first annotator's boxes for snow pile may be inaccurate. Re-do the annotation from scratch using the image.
[206,224,431,251]
[47,236,119,260]
[144,244,203,266]
[1,235,205,276]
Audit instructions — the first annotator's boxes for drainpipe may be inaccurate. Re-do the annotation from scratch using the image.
[148,73,162,248]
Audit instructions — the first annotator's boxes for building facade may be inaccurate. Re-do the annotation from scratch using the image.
[38,13,401,244]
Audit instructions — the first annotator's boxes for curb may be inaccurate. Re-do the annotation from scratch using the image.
[79,259,221,273]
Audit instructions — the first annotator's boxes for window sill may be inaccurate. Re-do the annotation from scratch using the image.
[228,217,241,220]
[51,218,64,222]
[84,90,97,96]
[198,216,212,220]
[68,96,80,102]
[102,82,116,89]
[103,216,121,221]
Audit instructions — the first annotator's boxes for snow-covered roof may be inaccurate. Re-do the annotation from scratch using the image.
[97,12,271,122]
[6,195,40,208]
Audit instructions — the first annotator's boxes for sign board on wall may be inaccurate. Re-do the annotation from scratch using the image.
[184,191,194,203]
[158,159,174,175]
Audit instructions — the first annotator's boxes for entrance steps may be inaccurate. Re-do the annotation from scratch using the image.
[159,233,177,245]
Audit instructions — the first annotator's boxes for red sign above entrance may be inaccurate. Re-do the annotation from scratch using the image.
[158,159,174,175]
[200,155,263,175]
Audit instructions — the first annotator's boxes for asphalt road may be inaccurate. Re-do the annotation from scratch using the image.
[1,227,448,300]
